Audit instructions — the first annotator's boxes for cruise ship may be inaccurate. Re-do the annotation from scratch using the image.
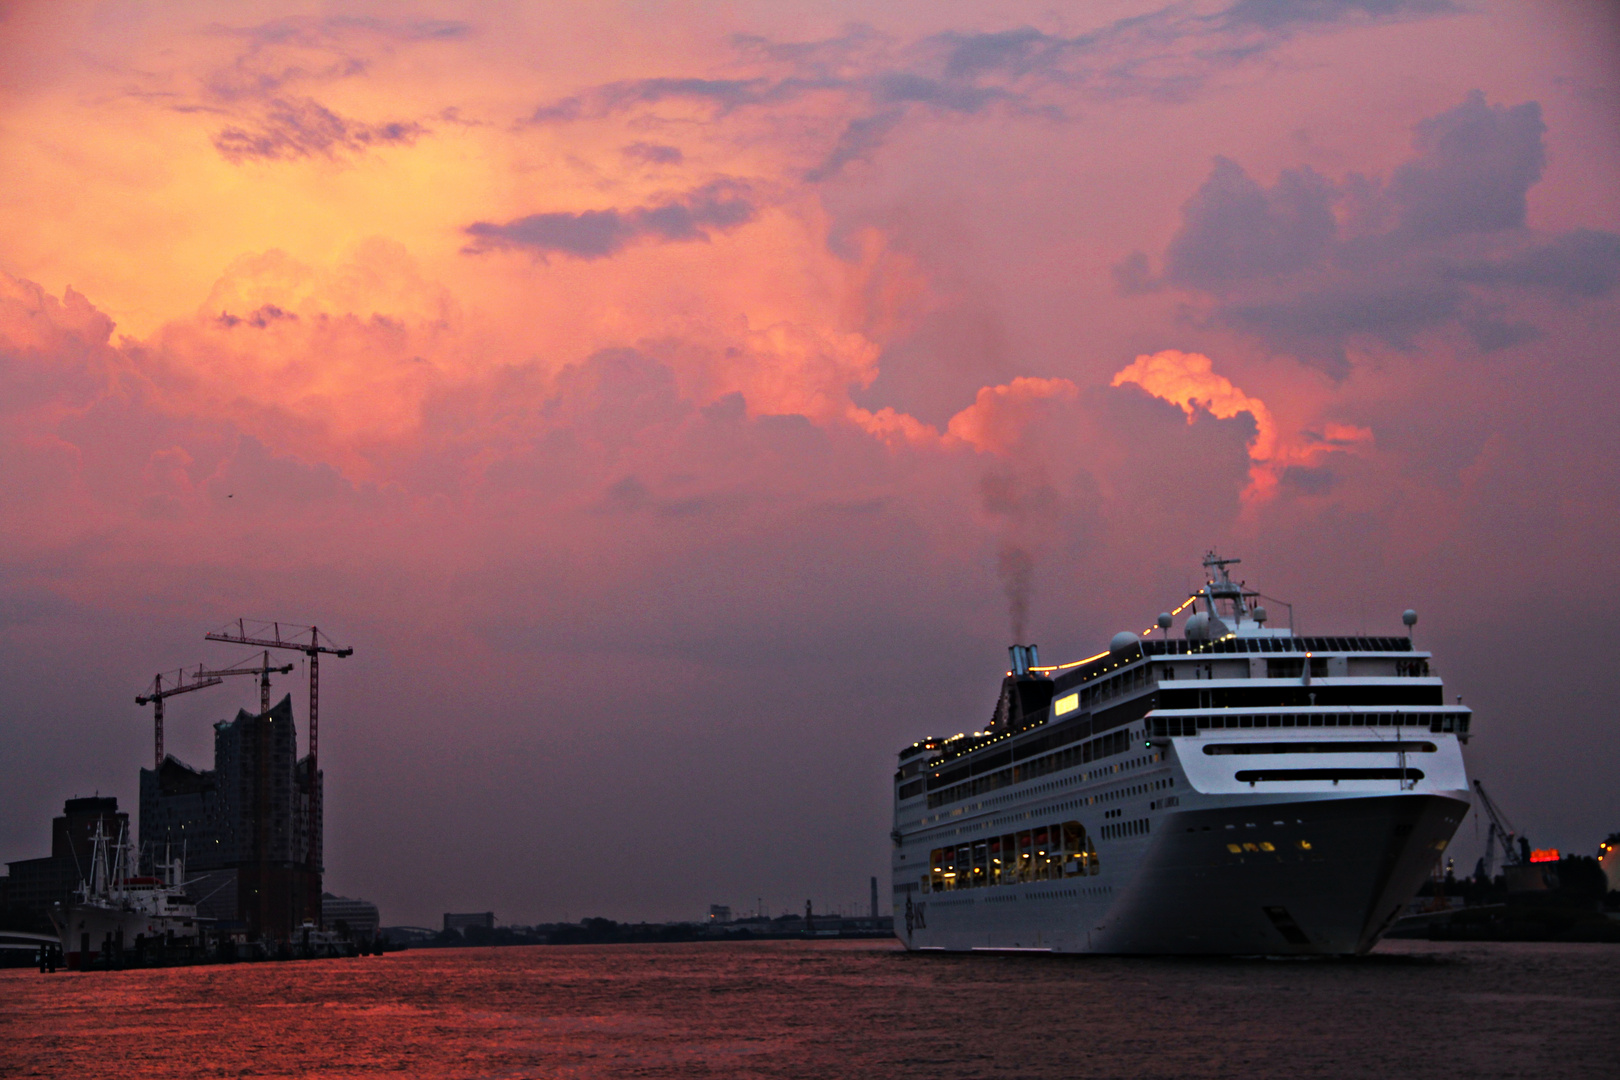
[891,554,1471,955]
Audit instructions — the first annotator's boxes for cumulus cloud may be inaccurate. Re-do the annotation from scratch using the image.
[1163,157,1339,289]
[1111,350,1371,499]
[1119,92,1620,374]
[462,180,758,260]
[1389,91,1545,239]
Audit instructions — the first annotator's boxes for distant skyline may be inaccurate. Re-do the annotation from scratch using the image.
[2,1,1617,926]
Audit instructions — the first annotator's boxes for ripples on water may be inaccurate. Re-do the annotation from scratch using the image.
[2,940,1612,1078]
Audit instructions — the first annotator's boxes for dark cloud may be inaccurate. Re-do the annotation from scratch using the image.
[1222,0,1456,31]
[1462,313,1540,352]
[1221,278,1465,375]
[175,16,455,163]
[1448,229,1620,297]
[1123,92,1619,374]
[1278,463,1337,495]
[805,109,905,182]
[1164,156,1338,289]
[622,142,684,165]
[524,2,1460,182]
[212,98,426,162]
[217,304,298,329]
[1389,91,1545,239]
[322,17,474,42]
[528,77,801,123]
[462,181,757,260]
[1112,251,1160,296]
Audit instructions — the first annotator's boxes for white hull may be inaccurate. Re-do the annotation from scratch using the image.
[54,901,204,968]
[895,759,1467,954]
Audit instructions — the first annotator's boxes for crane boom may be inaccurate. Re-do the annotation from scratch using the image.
[1473,779,1521,880]
[196,651,296,712]
[135,669,224,769]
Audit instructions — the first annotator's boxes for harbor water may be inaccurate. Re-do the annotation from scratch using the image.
[1,939,1612,1078]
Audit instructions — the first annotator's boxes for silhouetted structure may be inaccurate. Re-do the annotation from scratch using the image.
[139,695,321,940]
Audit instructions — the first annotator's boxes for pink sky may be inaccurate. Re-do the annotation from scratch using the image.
[2,0,1618,924]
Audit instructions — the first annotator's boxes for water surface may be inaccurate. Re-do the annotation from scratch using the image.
[2,939,1612,1078]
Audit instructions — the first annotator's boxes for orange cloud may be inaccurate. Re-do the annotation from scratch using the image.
[1112,349,1370,500]
[944,377,1079,455]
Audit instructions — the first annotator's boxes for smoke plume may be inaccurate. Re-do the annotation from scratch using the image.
[996,542,1035,643]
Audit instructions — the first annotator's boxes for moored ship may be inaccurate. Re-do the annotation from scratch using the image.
[891,553,1471,955]
[51,823,206,969]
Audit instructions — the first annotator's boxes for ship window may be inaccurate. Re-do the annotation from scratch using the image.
[1227,843,1242,853]
[1055,693,1079,717]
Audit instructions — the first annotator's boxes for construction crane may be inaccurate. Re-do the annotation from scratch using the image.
[1473,779,1523,881]
[203,620,353,925]
[136,668,224,769]
[196,652,296,713]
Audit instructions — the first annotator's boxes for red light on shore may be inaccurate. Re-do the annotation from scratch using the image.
[1528,848,1560,863]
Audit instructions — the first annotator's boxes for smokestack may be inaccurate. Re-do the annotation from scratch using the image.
[870,876,878,919]
[1008,644,1040,676]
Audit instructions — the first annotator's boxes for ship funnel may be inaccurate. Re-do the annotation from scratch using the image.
[1008,644,1040,676]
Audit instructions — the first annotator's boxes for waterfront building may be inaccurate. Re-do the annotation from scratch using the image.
[321,893,380,939]
[443,912,495,933]
[4,797,129,919]
[139,695,322,939]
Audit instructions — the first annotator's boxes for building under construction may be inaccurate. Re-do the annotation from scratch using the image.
[140,695,322,939]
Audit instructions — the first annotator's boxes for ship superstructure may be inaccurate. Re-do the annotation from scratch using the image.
[891,554,1472,955]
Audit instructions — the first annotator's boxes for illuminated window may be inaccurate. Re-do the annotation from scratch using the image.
[1258,841,1275,852]
[1296,840,1312,850]
[1227,843,1242,853]
[1055,693,1079,716]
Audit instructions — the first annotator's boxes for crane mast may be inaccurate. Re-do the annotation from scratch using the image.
[135,668,224,769]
